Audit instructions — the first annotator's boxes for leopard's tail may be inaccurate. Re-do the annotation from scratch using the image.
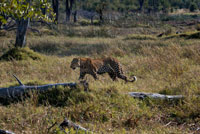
[127,75,137,82]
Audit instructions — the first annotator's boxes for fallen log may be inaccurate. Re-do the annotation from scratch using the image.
[0,129,15,134]
[59,118,92,133]
[0,75,77,98]
[129,92,184,100]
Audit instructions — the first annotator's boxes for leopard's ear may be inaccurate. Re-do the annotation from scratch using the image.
[74,57,79,61]
[85,59,97,71]
[72,57,80,66]
[85,59,92,65]
[86,58,92,62]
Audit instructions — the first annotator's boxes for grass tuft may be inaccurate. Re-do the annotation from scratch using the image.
[0,47,44,61]
[37,86,94,107]
[164,31,200,39]
[124,34,157,40]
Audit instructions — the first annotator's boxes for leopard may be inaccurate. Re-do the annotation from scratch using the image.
[70,57,137,83]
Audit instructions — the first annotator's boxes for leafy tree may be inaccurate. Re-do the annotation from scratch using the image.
[169,0,182,8]
[118,0,137,12]
[80,0,109,23]
[189,2,198,12]
[0,0,55,48]
[147,0,160,13]
[95,0,108,22]
[160,0,170,13]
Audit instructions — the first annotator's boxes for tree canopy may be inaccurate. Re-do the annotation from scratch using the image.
[0,0,55,24]
[0,0,55,47]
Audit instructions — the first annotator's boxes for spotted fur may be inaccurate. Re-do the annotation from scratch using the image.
[70,57,137,82]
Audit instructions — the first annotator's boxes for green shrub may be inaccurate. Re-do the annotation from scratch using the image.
[85,27,114,38]
[0,30,7,37]
[0,47,44,61]
[196,24,200,31]
[38,86,94,107]
[79,19,100,26]
[124,34,157,40]
[79,19,91,26]
[164,31,200,39]
[189,3,198,12]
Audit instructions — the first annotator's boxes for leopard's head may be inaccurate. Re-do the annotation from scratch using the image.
[70,58,80,70]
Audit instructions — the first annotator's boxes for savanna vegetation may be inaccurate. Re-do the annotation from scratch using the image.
[0,0,200,134]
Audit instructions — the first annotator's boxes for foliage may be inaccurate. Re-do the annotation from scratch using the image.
[164,31,200,39]
[78,0,172,13]
[79,19,100,26]
[189,2,198,12]
[0,0,55,48]
[124,34,157,40]
[0,0,55,24]
[0,47,44,61]
[38,86,95,107]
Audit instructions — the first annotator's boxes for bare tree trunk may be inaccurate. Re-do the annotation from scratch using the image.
[73,10,77,23]
[91,16,94,24]
[99,9,103,23]
[15,19,29,48]
[66,0,74,22]
[139,0,145,12]
[66,0,70,22]
[0,20,2,28]
[52,0,59,22]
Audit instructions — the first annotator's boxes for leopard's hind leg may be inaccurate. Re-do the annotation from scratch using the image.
[111,63,129,82]
[97,65,117,81]
[117,67,136,83]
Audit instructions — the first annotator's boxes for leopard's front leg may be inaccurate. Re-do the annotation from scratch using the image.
[91,72,98,80]
[79,72,86,80]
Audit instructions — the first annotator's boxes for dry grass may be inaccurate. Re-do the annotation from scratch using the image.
[0,25,200,134]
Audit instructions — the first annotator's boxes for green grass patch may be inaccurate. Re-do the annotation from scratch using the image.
[0,47,44,61]
[39,28,58,36]
[37,86,95,107]
[164,31,200,39]
[124,34,157,40]
[79,19,100,26]
[161,14,200,21]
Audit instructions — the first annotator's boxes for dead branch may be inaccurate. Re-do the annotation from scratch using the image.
[129,92,184,100]
[0,129,15,134]
[47,122,57,133]
[0,75,76,98]
[59,118,92,133]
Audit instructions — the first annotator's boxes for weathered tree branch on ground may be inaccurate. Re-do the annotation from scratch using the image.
[0,129,15,134]
[0,75,76,98]
[129,92,184,100]
[59,118,91,133]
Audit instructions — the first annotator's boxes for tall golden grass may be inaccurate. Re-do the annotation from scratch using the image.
[0,25,199,133]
